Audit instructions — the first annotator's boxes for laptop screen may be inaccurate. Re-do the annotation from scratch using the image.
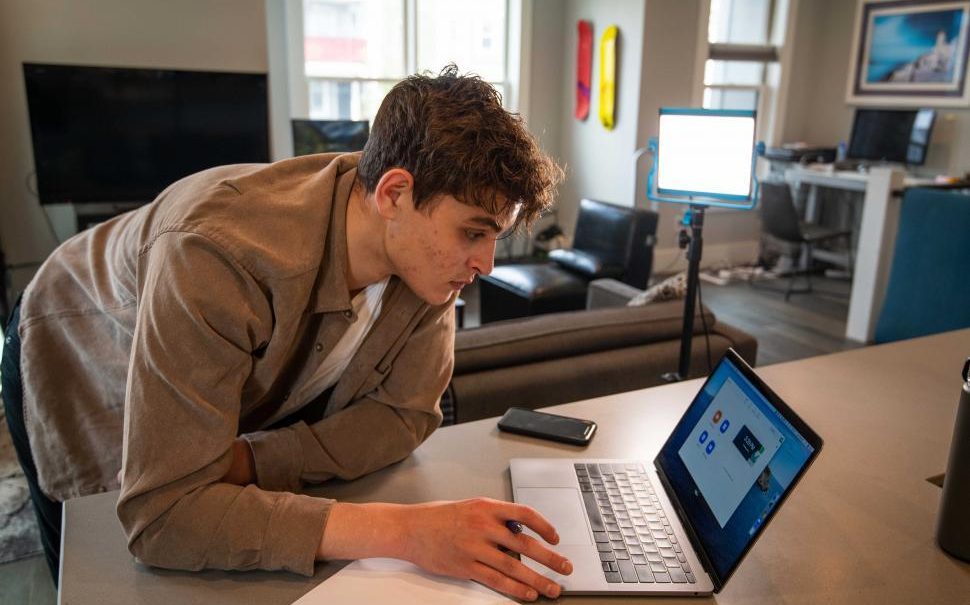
[655,351,820,586]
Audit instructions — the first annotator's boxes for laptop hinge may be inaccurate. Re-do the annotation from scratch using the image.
[654,461,725,593]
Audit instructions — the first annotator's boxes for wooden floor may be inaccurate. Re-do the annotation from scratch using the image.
[697,273,863,366]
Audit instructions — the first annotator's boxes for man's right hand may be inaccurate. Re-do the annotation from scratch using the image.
[317,498,573,602]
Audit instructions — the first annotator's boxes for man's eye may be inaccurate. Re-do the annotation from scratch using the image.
[465,230,487,241]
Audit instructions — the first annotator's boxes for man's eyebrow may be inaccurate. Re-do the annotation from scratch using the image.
[467,216,505,232]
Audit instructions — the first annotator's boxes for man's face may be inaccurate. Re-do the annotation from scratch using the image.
[385,192,516,306]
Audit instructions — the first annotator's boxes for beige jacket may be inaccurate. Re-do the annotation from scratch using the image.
[18,153,454,575]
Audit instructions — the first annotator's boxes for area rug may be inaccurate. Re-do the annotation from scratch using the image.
[0,407,41,564]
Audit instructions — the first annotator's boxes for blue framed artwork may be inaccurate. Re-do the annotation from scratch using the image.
[846,0,970,106]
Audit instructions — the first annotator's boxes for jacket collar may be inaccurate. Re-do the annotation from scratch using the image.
[309,154,360,314]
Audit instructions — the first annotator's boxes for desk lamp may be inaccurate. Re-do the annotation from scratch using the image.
[645,108,764,381]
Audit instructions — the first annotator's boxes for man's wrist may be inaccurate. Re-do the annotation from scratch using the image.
[317,502,409,561]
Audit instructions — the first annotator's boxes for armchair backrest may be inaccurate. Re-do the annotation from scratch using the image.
[570,198,658,289]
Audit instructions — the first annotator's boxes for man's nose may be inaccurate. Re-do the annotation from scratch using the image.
[469,240,497,276]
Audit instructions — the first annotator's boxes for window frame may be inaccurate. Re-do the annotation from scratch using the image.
[290,0,517,124]
[691,0,794,148]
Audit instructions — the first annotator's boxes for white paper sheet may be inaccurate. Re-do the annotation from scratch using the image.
[292,558,516,605]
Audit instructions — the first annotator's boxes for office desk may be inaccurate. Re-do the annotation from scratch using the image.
[783,166,937,343]
[61,329,970,604]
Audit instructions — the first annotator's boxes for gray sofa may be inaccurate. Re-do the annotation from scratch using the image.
[441,279,757,425]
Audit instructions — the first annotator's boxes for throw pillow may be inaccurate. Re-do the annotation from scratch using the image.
[627,272,687,307]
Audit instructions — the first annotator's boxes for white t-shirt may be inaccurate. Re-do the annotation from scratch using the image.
[287,276,391,414]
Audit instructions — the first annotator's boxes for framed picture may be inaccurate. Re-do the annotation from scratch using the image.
[846,0,970,106]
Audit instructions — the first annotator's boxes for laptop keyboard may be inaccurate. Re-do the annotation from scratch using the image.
[575,463,697,585]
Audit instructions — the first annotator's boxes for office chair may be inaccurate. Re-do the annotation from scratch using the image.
[759,181,853,301]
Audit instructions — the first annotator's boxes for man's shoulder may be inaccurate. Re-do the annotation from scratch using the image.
[219,152,360,197]
[153,153,361,281]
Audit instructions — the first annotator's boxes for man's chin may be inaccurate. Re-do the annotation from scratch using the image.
[416,288,455,307]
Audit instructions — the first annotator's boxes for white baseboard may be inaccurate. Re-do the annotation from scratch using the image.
[651,240,761,276]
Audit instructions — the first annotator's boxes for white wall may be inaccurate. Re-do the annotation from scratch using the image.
[0,0,268,297]
[524,0,566,165]
[553,0,647,236]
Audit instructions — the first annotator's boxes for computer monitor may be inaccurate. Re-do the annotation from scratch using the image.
[847,108,936,166]
[291,120,369,156]
[656,108,757,204]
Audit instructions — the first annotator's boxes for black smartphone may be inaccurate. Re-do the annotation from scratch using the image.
[497,407,597,446]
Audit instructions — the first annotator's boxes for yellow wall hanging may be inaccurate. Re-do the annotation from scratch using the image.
[598,25,618,130]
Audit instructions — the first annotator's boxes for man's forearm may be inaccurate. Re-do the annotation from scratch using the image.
[225,441,572,602]
[222,443,408,561]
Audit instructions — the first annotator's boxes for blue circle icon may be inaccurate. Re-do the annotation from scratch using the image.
[720,420,730,433]
[706,440,716,455]
[699,430,709,444]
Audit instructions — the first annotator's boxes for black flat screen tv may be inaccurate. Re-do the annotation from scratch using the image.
[291,119,369,156]
[23,63,271,205]
[847,108,936,166]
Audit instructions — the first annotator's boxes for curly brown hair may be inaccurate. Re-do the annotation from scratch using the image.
[357,64,562,231]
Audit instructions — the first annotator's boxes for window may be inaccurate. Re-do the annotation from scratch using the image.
[296,0,513,124]
[699,0,790,143]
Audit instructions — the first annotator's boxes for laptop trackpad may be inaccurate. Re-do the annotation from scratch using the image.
[515,488,592,546]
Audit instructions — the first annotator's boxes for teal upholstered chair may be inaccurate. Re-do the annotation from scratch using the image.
[874,187,970,343]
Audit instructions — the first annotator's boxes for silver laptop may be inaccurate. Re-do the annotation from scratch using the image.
[510,349,823,596]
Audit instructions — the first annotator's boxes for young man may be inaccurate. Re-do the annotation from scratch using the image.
[1,66,570,601]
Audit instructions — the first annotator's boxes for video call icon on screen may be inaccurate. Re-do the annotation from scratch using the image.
[733,425,765,465]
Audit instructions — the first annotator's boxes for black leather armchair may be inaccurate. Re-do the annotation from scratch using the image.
[479,198,658,323]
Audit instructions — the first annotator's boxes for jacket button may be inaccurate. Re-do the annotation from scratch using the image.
[283,392,290,401]
[344,310,353,319]
[315,342,323,352]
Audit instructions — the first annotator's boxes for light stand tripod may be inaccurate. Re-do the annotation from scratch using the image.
[644,108,764,383]
[661,205,705,383]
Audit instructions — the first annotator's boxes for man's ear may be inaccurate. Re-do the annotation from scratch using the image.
[373,168,415,219]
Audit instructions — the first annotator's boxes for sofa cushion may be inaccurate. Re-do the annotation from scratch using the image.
[454,300,716,374]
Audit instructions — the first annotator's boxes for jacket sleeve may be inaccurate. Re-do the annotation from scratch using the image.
[241,289,455,492]
[115,231,329,576]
